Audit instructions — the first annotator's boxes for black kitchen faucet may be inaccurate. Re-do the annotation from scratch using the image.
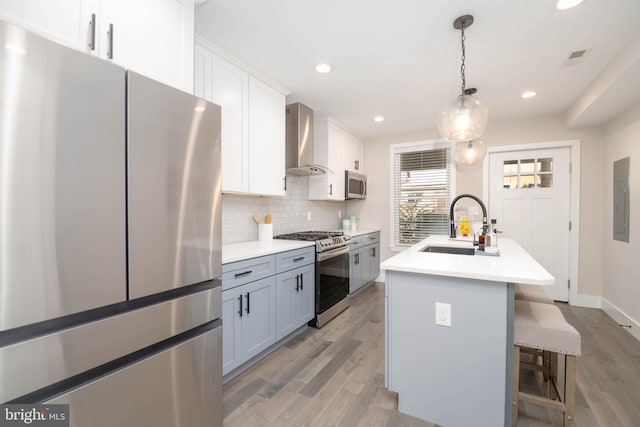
[449,193,488,239]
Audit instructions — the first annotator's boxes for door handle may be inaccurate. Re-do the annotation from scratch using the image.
[238,295,243,317]
[107,23,114,59]
[300,274,303,290]
[234,270,252,278]
[295,275,300,292]
[283,176,287,191]
[372,247,376,257]
[329,184,333,196]
[88,13,96,50]
[293,256,305,262]
[245,292,250,314]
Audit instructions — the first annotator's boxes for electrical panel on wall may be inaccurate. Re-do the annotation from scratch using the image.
[613,157,630,243]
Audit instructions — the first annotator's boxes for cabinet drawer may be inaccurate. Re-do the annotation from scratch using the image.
[363,232,380,245]
[276,246,315,273]
[223,255,276,290]
[350,236,364,249]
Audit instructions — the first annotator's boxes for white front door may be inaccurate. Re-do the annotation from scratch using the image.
[488,148,571,301]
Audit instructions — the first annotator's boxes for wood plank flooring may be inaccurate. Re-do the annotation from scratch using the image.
[223,283,640,426]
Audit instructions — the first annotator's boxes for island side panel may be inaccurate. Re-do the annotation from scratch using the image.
[386,271,508,427]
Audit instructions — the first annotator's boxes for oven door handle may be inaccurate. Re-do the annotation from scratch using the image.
[317,245,350,262]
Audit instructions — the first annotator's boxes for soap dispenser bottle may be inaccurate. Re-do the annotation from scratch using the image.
[485,219,498,254]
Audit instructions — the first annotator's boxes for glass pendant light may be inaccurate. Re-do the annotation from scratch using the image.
[438,15,489,163]
[455,140,487,166]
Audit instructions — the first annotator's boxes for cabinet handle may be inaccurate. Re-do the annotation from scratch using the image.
[329,184,333,196]
[234,270,252,278]
[238,295,243,318]
[300,274,303,290]
[283,176,287,191]
[245,292,250,314]
[355,253,359,265]
[88,13,96,50]
[295,275,300,292]
[107,23,114,59]
[293,256,305,262]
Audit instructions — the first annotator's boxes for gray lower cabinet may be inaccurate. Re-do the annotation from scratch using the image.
[275,246,315,340]
[222,276,276,375]
[350,232,380,293]
[222,246,314,376]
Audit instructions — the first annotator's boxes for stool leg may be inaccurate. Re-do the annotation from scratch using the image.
[550,351,558,400]
[513,346,520,426]
[564,355,576,427]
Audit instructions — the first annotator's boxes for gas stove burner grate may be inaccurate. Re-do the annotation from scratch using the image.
[275,231,344,241]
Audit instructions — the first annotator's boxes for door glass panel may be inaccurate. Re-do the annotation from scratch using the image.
[520,175,536,188]
[538,174,553,188]
[503,160,518,174]
[520,159,535,174]
[537,158,553,172]
[503,176,518,189]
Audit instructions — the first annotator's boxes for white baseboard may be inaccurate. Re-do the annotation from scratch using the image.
[575,294,602,309]
[601,298,640,343]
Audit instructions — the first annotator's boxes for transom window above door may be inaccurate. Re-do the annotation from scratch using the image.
[503,158,553,189]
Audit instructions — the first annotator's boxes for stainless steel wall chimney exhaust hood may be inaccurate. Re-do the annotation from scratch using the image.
[286,103,328,175]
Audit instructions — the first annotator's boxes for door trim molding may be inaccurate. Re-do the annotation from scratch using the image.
[482,139,581,306]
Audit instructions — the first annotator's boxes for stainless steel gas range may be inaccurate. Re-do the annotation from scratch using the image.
[275,231,351,328]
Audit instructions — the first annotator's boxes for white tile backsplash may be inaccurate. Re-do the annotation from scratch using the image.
[222,175,347,244]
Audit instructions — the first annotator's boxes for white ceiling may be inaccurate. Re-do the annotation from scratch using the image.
[195,0,640,140]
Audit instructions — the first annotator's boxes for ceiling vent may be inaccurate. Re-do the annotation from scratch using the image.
[564,48,590,66]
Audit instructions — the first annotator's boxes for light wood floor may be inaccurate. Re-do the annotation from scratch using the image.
[223,283,640,426]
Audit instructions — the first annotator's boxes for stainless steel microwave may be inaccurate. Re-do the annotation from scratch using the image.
[345,171,367,199]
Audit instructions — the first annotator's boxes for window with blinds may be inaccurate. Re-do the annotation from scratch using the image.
[392,142,454,246]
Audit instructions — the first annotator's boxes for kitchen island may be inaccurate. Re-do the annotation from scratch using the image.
[382,235,553,427]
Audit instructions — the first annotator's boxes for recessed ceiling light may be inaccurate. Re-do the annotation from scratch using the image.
[315,63,332,73]
[373,116,385,122]
[555,0,584,10]
[521,91,537,99]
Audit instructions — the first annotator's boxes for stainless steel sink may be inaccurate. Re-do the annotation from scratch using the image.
[421,245,476,255]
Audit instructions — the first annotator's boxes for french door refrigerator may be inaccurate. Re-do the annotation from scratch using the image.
[0,19,222,427]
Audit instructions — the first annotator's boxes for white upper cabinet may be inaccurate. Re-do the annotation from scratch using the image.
[345,132,365,173]
[0,0,194,92]
[248,77,286,196]
[309,118,350,201]
[195,37,287,196]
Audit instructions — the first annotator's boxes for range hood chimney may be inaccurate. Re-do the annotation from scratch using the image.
[286,103,328,175]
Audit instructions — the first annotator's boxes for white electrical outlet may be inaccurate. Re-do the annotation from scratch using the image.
[435,302,451,327]
[307,211,312,221]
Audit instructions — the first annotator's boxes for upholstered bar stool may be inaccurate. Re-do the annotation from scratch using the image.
[512,300,581,427]
[514,283,554,304]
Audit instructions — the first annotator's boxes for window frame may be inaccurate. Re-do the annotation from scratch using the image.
[389,139,456,252]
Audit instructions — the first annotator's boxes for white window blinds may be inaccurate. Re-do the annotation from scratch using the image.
[392,142,454,246]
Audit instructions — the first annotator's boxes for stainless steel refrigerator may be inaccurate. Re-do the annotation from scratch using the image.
[0,19,223,427]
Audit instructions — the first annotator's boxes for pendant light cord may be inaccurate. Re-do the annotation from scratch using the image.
[460,24,466,94]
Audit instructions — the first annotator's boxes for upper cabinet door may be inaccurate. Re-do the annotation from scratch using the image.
[0,0,96,52]
[0,0,194,92]
[248,77,286,196]
[211,55,250,193]
[100,0,194,92]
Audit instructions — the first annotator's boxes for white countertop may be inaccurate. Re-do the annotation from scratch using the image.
[330,227,380,237]
[222,240,315,264]
[345,227,380,237]
[381,235,554,285]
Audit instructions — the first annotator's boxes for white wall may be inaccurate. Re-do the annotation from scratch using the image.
[350,114,605,299]
[222,175,346,244]
[602,103,640,329]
